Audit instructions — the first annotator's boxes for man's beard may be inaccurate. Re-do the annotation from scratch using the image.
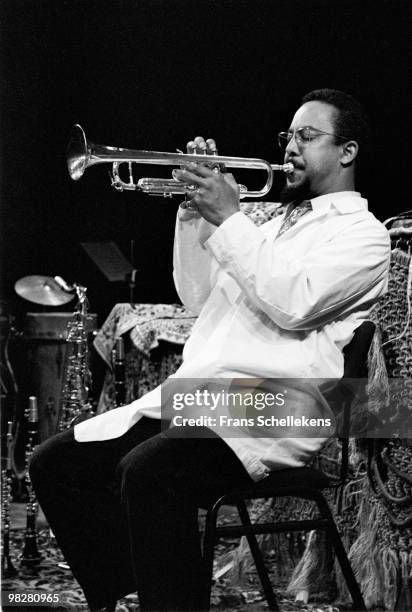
[280,176,313,204]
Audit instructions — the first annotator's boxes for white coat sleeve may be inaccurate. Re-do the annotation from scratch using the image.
[205,211,390,330]
[172,210,220,314]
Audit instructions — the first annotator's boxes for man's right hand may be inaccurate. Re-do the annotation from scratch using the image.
[177,136,218,221]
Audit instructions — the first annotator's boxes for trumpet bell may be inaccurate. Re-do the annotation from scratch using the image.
[67,124,89,181]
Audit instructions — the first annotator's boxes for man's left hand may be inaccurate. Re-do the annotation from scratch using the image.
[174,164,240,226]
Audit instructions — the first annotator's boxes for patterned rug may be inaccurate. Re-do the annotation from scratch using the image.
[3,505,348,612]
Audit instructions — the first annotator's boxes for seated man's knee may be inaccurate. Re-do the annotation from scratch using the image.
[29,434,67,485]
[117,440,163,500]
[117,452,148,497]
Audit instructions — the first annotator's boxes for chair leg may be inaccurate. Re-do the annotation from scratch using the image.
[315,495,366,611]
[203,506,219,610]
[236,499,279,611]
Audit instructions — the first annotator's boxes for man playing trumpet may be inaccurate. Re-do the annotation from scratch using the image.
[30,88,390,611]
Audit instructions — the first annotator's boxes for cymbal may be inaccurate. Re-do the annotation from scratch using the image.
[14,276,75,306]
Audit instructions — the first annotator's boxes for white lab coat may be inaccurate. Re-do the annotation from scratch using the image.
[75,191,390,480]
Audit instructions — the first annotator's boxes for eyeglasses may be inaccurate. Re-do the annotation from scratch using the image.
[277,126,347,151]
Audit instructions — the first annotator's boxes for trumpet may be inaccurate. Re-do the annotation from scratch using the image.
[66,124,293,199]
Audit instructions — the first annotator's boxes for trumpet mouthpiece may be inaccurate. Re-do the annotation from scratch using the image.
[271,163,294,174]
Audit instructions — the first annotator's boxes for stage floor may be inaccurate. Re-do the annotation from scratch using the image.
[3,504,344,612]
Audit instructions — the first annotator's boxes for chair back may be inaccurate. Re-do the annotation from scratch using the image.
[342,320,375,379]
[326,321,375,482]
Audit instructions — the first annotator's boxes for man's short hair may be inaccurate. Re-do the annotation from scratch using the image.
[301,88,371,160]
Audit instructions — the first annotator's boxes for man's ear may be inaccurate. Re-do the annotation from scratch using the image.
[340,140,359,166]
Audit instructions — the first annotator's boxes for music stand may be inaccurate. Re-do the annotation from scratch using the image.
[81,241,137,304]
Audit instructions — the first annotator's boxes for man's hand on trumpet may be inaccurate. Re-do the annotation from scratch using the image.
[174,136,240,226]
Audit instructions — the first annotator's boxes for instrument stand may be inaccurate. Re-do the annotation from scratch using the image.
[126,269,139,306]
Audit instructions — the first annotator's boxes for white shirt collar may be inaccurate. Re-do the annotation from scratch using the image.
[309,191,368,214]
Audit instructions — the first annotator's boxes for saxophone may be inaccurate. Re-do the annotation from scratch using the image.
[57,281,94,431]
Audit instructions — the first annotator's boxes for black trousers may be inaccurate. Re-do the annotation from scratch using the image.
[29,417,253,612]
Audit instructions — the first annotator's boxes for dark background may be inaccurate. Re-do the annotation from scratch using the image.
[1,0,411,324]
